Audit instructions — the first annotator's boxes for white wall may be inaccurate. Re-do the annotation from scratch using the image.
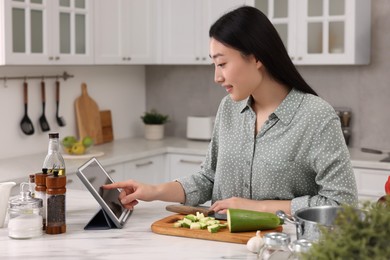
[0,65,146,159]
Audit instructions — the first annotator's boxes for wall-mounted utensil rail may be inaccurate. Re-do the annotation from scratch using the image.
[0,71,74,87]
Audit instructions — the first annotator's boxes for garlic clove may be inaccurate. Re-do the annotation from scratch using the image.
[246,231,264,253]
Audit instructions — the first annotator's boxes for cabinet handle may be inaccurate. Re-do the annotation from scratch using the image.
[179,159,203,165]
[127,57,132,61]
[49,56,54,60]
[55,56,60,60]
[297,57,302,61]
[66,179,74,184]
[135,161,153,168]
[202,57,206,61]
[290,56,295,60]
[107,169,116,174]
[195,57,200,61]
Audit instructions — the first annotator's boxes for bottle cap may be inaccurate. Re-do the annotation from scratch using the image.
[49,133,59,139]
[263,232,291,247]
[290,239,313,253]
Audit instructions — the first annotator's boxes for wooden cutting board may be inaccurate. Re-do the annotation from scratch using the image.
[75,83,104,145]
[151,214,283,244]
[100,110,114,143]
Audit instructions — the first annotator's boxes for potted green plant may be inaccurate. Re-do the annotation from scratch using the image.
[141,109,169,140]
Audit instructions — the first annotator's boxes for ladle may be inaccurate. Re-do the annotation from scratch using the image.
[20,81,35,135]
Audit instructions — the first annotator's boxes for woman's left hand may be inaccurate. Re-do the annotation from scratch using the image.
[210,197,292,215]
[210,197,258,214]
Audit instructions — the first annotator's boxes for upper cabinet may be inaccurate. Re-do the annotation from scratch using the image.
[0,0,93,65]
[252,0,371,65]
[160,0,251,64]
[94,0,158,64]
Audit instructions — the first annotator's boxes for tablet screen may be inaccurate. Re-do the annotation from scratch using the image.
[79,160,125,219]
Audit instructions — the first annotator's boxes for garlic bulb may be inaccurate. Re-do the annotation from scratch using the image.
[246,230,264,253]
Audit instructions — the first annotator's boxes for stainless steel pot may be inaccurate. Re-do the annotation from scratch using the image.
[276,206,343,241]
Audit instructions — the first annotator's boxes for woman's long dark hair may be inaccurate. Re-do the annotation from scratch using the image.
[209,6,317,96]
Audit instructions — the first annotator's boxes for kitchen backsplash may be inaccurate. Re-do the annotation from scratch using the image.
[0,65,146,159]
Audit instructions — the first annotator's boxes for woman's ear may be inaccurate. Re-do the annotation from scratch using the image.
[255,58,263,69]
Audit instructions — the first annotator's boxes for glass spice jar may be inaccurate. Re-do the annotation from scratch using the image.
[287,239,313,260]
[258,232,291,260]
[8,183,43,239]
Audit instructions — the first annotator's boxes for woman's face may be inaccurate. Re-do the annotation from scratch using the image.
[210,38,263,101]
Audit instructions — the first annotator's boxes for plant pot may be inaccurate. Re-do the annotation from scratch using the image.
[144,124,165,140]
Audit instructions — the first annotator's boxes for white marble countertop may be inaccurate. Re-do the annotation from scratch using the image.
[0,189,296,259]
[1,137,389,184]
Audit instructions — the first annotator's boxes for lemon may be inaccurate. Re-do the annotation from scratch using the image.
[82,136,94,148]
[71,142,86,155]
[63,147,73,154]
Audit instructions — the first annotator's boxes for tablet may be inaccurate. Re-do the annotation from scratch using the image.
[77,157,132,228]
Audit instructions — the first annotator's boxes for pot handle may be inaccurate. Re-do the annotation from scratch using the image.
[276,210,298,225]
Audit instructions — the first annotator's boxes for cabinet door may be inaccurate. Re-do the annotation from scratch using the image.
[253,0,370,65]
[168,154,205,181]
[200,0,254,63]
[50,0,94,64]
[66,172,85,190]
[161,0,200,64]
[124,155,165,184]
[3,0,51,64]
[353,167,389,201]
[104,163,125,182]
[2,0,93,65]
[94,0,157,64]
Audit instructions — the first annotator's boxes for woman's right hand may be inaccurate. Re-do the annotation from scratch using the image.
[103,180,157,210]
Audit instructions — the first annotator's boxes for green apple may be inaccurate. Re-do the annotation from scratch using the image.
[62,136,77,148]
[82,136,94,148]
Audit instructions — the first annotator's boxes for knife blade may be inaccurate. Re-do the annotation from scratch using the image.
[165,204,227,220]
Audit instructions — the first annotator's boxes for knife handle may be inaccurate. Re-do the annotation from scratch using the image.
[165,205,214,216]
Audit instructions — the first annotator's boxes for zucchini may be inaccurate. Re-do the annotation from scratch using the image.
[227,208,282,233]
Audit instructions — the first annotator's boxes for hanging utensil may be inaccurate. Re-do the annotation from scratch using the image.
[20,81,35,135]
[55,80,66,127]
[39,80,50,132]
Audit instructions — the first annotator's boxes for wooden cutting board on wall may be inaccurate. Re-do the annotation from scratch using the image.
[151,214,283,244]
[75,83,104,145]
[100,110,114,143]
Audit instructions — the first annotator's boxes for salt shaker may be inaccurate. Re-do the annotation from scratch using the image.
[8,183,43,239]
[258,232,291,260]
[287,239,313,260]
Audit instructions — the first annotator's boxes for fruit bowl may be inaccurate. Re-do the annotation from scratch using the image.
[61,136,94,155]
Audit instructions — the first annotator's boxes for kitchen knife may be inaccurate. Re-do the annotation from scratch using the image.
[165,204,227,220]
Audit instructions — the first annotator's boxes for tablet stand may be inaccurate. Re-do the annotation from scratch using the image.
[84,208,117,230]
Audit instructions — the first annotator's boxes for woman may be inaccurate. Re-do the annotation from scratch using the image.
[104,6,357,215]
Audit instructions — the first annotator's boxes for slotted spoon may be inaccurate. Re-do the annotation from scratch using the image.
[20,81,34,135]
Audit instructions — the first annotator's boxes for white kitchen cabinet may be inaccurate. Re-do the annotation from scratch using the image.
[251,0,370,65]
[167,154,205,181]
[353,167,389,201]
[66,172,85,190]
[0,0,93,65]
[94,0,158,64]
[123,155,165,184]
[103,162,125,182]
[161,0,251,64]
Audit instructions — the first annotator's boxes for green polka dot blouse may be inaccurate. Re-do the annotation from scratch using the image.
[178,88,358,214]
